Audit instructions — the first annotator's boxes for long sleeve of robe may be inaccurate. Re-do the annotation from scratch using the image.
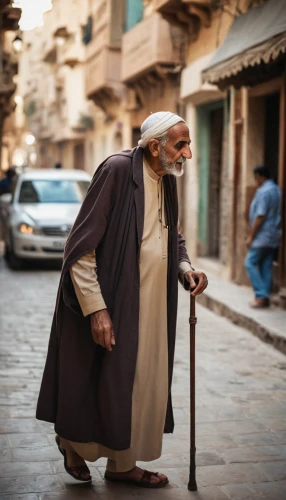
[70,251,106,316]
[70,251,193,317]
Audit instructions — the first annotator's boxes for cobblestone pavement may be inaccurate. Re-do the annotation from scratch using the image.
[0,259,286,500]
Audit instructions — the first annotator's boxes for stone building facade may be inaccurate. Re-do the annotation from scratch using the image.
[0,0,21,171]
[155,0,286,304]
[15,0,286,302]
[198,0,286,301]
[19,0,91,170]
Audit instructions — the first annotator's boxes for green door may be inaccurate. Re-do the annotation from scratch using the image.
[197,100,225,257]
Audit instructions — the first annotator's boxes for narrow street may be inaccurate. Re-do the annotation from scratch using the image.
[0,260,286,499]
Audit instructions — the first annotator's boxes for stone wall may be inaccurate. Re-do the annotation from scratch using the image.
[219,107,231,265]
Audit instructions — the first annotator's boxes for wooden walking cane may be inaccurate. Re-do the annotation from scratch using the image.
[188,291,197,491]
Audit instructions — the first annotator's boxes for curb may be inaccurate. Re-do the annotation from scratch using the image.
[197,293,286,356]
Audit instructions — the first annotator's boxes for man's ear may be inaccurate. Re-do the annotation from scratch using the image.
[148,139,160,157]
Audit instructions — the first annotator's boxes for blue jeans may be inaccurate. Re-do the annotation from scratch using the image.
[245,247,275,299]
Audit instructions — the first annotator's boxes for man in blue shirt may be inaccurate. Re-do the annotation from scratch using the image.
[245,166,281,308]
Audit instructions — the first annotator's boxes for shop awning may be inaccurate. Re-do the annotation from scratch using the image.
[202,0,286,87]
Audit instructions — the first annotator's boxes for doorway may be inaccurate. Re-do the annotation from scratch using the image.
[264,92,280,291]
[264,92,280,183]
[247,90,281,290]
[208,107,223,257]
[74,143,85,170]
[197,101,224,258]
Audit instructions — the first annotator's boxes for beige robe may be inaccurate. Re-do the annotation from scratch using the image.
[66,157,192,472]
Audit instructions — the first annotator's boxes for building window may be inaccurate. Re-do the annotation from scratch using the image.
[82,15,92,45]
[125,0,143,32]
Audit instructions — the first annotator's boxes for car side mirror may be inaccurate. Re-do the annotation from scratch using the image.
[0,193,12,204]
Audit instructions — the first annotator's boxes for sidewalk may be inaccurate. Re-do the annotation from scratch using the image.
[1,262,286,498]
[197,272,286,355]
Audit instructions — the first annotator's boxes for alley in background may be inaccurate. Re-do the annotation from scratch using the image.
[0,261,286,499]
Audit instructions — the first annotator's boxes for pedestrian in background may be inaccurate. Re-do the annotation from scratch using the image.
[36,112,208,487]
[0,166,16,195]
[245,166,281,308]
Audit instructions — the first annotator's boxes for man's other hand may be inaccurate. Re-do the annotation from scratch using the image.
[90,309,115,352]
[185,271,208,296]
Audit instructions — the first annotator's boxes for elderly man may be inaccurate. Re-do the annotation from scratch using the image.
[37,112,208,487]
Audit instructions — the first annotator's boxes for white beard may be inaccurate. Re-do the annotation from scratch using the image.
[164,163,185,177]
[159,149,186,177]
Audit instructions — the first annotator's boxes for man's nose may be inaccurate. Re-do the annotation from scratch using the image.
[183,145,192,160]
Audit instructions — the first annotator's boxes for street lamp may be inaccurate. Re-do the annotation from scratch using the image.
[25,134,35,146]
[12,34,23,53]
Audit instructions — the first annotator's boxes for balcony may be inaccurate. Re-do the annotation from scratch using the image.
[42,39,57,64]
[154,0,212,32]
[0,52,17,107]
[121,13,185,83]
[154,0,181,12]
[155,0,212,8]
[0,82,16,100]
[0,2,21,31]
[86,47,121,103]
[57,37,85,68]
[84,0,124,112]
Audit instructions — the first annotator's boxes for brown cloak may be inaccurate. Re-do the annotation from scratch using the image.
[36,147,191,450]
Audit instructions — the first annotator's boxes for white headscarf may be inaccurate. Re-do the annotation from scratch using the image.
[138,111,185,148]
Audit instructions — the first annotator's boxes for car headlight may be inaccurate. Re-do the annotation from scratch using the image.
[18,223,41,235]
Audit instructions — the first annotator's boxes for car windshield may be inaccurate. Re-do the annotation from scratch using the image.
[18,179,90,204]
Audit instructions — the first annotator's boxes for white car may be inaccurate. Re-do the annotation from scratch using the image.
[0,169,91,269]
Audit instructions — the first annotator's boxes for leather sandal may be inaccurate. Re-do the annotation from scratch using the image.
[104,468,169,488]
[55,435,92,482]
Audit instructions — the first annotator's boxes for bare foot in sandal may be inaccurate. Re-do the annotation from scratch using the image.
[65,448,91,481]
[105,466,168,488]
[55,435,91,482]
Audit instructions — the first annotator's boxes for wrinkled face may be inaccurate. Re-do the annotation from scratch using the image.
[159,122,192,177]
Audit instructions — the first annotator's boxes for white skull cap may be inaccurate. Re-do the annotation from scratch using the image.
[138,111,185,148]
